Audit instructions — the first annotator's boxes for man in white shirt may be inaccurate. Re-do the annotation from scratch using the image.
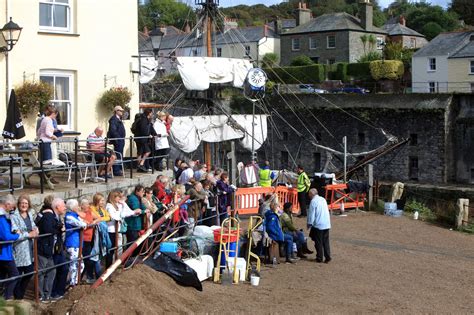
[152,111,170,171]
[307,188,331,263]
[178,161,194,189]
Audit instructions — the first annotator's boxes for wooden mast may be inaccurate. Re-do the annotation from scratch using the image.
[204,0,213,169]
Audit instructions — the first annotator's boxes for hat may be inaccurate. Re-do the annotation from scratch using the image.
[114,105,124,112]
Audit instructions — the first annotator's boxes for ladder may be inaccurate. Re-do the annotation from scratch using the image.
[213,217,240,284]
[245,216,262,280]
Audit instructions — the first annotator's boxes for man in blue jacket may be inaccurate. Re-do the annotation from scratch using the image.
[264,200,295,264]
[0,195,20,300]
[107,105,126,176]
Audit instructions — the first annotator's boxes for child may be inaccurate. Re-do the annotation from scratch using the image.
[64,199,87,287]
[171,184,189,224]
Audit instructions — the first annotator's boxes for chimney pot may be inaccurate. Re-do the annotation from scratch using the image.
[399,15,406,26]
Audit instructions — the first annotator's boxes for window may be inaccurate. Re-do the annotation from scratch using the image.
[357,132,365,145]
[327,59,335,65]
[313,153,321,172]
[410,38,416,48]
[39,0,71,32]
[280,151,289,169]
[282,132,288,141]
[470,60,474,74]
[409,156,419,180]
[245,46,250,56]
[40,71,74,129]
[217,47,222,57]
[292,38,300,51]
[409,133,418,146]
[376,37,384,50]
[327,35,336,49]
[428,58,436,71]
[309,37,317,50]
[310,56,319,63]
[429,82,436,93]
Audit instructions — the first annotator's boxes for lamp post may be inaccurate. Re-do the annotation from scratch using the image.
[149,13,164,59]
[1,17,22,107]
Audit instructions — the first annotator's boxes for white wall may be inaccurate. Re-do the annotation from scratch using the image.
[411,55,449,93]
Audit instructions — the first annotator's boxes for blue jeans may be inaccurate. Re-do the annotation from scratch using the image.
[292,231,305,250]
[0,260,19,300]
[283,233,294,259]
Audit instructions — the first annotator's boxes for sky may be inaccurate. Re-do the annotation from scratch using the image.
[218,0,450,9]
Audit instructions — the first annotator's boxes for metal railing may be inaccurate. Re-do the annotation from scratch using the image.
[0,135,170,194]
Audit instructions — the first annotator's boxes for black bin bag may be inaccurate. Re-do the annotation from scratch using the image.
[144,252,203,291]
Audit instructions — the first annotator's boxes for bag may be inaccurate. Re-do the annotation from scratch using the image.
[130,113,141,135]
[118,220,128,233]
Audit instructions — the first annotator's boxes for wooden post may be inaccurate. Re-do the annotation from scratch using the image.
[456,198,469,229]
[367,164,373,210]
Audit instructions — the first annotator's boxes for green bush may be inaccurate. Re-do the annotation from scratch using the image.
[289,55,314,66]
[98,87,132,112]
[335,63,348,82]
[347,62,372,80]
[358,51,382,62]
[369,60,404,80]
[15,81,54,118]
[266,64,325,84]
[404,199,437,222]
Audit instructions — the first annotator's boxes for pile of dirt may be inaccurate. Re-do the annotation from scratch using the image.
[45,264,200,314]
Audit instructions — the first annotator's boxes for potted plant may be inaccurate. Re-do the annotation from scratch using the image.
[15,81,54,118]
[97,86,132,113]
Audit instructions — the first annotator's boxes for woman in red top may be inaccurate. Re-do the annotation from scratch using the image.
[80,199,100,284]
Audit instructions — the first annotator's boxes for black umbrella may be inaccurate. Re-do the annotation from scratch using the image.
[2,89,25,139]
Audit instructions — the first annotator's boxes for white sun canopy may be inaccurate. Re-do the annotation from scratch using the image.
[176,57,253,91]
[170,114,268,153]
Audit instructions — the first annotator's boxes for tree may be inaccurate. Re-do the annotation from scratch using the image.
[422,22,444,41]
[450,0,474,26]
[360,34,368,54]
[262,53,279,67]
[138,0,195,31]
[290,55,314,66]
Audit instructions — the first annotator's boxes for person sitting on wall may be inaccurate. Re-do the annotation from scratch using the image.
[87,127,117,179]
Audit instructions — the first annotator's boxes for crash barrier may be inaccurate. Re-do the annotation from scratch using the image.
[324,183,365,212]
[234,186,300,215]
[0,135,169,194]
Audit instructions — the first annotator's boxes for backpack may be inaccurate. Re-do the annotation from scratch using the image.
[131,113,141,135]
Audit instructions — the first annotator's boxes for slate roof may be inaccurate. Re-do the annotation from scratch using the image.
[282,12,387,35]
[382,23,425,38]
[215,26,278,45]
[413,31,474,58]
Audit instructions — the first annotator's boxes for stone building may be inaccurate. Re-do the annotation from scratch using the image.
[280,1,387,65]
[383,15,428,49]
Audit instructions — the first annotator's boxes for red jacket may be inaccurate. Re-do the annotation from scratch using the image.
[153,181,172,204]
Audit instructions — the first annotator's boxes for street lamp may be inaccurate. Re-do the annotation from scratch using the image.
[149,27,164,59]
[0,17,22,53]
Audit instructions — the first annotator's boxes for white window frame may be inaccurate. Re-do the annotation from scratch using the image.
[309,37,317,50]
[376,37,384,50]
[39,0,72,33]
[428,58,436,72]
[327,35,336,49]
[428,82,436,93]
[40,70,74,130]
[470,60,474,74]
[292,38,300,51]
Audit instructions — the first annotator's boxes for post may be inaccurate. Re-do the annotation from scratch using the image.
[251,100,256,162]
[367,164,373,210]
[343,136,347,183]
[9,156,14,194]
[74,137,79,188]
[230,141,237,186]
[129,136,134,179]
[77,229,84,285]
[33,237,39,304]
[456,198,469,229]
[39,140,44,194]
[104,137,109,183]
[151,137,155,175]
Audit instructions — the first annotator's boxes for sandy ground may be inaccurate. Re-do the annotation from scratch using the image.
[40,212,474,314]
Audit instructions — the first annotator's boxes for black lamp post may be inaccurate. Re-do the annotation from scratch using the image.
[149,13,163,59]
[0,17,22,53]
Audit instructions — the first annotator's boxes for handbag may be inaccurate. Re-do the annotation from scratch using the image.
[118,219,128,233]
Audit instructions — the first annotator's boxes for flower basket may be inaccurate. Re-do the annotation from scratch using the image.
[98,87,132,112]
[15,81,54,118]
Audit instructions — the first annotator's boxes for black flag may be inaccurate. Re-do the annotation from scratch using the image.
[2,89,25,139]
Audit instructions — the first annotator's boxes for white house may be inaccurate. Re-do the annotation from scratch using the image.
[412,31,474,93]
[0,0,139,139]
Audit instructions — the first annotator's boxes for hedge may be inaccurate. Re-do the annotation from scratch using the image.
[265,64,325,84]
[347,62,371,80]
[369,60,404,80]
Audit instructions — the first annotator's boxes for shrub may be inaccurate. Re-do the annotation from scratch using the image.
[289,55,314,67]
[98,87,132,112]
[15,81,53,118]
[266,64,325,84]
[347,62,372,80]
[262,53,279,67]
[335,63,348,82]
[369,60,404,80]
[358,51,382,62]
[404,199,437,222]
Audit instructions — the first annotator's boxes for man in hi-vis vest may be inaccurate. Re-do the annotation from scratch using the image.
[296,165,311,217]
[259,160,274,187]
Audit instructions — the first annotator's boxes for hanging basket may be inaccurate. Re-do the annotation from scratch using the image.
[15,81,53,118]
[97,86,132,112]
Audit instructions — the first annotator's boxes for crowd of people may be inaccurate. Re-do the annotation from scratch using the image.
[0,158,241,302]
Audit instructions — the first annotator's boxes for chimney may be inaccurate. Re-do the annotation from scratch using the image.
[359,0,373,31]
[399,15,406,26]
[296,2,311,26]
[184,22,191,33]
